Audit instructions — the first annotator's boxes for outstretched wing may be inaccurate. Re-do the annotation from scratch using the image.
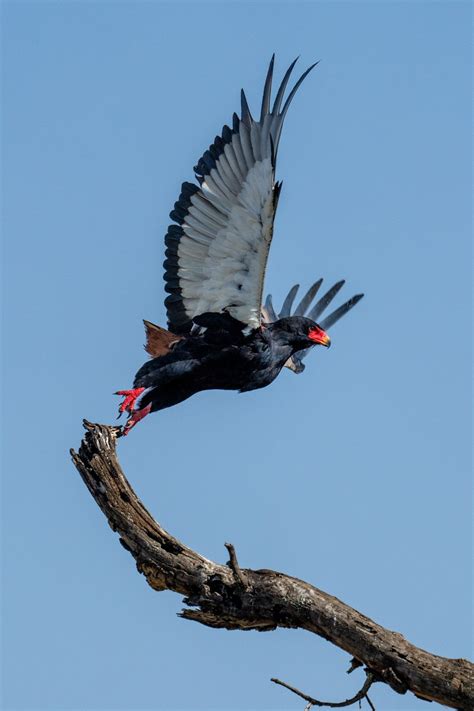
[164,56,317,335]
[262,280,364,373]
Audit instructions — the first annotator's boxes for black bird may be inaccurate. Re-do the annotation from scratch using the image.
[116,57,363,434]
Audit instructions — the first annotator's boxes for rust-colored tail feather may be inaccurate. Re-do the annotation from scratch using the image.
[143,320,182,358]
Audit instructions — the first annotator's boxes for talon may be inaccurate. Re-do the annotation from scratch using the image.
[115,388,145,415]
[122,403,152,436]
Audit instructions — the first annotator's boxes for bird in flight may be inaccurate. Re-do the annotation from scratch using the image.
[116,56,363,435]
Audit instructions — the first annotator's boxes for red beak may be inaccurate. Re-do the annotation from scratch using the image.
[308,326,331,348]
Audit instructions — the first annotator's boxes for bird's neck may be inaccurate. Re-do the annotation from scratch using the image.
[264,329,297,366]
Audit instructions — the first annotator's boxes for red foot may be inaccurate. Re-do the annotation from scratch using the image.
[115,387,145,416]
[122,403,152,436]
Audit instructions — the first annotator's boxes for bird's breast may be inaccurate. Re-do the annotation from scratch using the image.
[195,341,276,391]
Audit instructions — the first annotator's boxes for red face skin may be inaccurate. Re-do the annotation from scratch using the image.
[308,326,331,347]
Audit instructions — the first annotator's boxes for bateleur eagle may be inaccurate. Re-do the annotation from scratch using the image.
[116,57,364,435]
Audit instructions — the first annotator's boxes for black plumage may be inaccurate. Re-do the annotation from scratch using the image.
[115,57,364,434]
[119,316,330,434]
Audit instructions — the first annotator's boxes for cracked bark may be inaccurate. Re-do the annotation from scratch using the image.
[70,421,473,710]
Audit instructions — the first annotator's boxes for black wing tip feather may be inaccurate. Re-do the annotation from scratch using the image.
[325,280,346,297]
[319,292,364,331]
[193,121,238,180]
[169,181,200,224]
[264,54,319,119]
[260,54,275,122]
[192,55,317,182]
[270,56,318,116]
[270,278,363,330]
[308,280,347,321]
[281,61,315,117]
[240,88,253,127]
[164,190,198,333]
[271,57,299,115]
[347,293,365,310]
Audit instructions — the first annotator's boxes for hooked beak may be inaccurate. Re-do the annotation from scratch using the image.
[308,326,331,348]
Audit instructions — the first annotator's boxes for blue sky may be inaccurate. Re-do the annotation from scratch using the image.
[2,2,472,710]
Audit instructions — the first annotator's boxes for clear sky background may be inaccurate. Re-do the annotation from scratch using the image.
[2,2,472,710]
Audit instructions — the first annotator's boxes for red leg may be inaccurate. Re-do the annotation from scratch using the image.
[122,403,152,436]
[115,387,145,417]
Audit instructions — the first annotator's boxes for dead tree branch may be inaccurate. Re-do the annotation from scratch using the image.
[271,669,376,708]
[70,421,473,710]
[224,542,248,589]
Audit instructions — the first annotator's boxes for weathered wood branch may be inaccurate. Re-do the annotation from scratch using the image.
[271,669,377,709]
[70,421,473,710]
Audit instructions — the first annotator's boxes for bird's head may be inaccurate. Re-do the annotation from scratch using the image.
[269,316,331,352]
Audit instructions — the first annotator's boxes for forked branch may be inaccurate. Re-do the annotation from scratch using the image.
[70,422,473,710]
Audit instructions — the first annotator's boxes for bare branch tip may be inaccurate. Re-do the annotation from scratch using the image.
[365,694,376,711]
[271,670,377,709]
[224,542,248,589]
